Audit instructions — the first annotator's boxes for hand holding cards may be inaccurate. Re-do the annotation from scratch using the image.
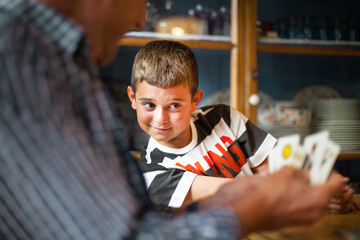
[268,130,341,185]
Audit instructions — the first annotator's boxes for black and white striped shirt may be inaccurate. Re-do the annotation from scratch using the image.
[139,104,276,208]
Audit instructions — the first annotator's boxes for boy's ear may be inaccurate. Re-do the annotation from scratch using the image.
[191,89,204,111]
[127,86,137,110]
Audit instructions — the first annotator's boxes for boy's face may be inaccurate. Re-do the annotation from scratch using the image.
[127,81,203,149]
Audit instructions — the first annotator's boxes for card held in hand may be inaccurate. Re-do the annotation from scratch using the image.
[303,130,330,170]
[310,139,341,185]
[268,130,341,185]
[268,134,306,173]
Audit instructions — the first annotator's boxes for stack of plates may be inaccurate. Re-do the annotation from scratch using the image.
[260,125,311,143]
[292,85,342,112]
[312,99,360,151]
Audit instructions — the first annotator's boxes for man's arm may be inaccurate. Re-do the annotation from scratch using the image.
[198,167,345,236]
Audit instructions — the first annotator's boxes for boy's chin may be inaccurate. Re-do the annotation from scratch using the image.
[152,135,174,146]
[152,135,171,143]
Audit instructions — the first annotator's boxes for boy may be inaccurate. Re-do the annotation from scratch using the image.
[127,40,277,208]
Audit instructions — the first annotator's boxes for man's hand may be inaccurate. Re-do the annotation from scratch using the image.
[198,167,345,236]
[327,176,360,213]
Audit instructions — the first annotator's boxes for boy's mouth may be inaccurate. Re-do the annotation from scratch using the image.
[153,126,171,133]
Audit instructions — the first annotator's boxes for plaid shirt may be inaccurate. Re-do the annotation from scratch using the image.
[0,0,238,239]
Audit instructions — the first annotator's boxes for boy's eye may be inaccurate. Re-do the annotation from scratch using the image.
[169,103,181,110]
[143,102,155,109]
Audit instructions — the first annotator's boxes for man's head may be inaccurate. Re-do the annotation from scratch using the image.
[88,0,147,65]
[39,0,147,66]
[130,40,199,97]
[127,40,203,149]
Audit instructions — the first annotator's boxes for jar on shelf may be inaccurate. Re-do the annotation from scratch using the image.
[348,17,359,41]
[219,6,231,36]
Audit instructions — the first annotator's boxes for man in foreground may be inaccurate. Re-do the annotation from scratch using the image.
[0,0,345,239]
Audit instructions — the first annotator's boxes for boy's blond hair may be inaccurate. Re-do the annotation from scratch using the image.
[131,40,199,97]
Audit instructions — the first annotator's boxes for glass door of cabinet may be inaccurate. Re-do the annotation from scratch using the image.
[255,0,360,160]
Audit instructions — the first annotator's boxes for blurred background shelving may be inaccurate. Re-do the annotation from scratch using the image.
[254,0,360,178]
[100,0,360,179]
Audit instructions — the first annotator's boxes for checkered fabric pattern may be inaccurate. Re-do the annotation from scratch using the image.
[0,0,239,239]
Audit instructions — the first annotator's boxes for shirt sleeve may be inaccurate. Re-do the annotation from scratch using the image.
[136,208,240,240]
[229,106,277,168]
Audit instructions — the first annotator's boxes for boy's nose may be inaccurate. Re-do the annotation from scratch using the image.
[154,109,169,125]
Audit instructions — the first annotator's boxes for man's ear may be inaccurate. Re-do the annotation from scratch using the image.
[127,86,137,110]
[191,89,204,112]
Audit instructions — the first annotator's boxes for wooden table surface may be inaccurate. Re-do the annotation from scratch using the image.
[245,194,360,240]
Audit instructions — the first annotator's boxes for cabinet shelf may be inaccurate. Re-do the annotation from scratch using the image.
[118,31,233,50]
[338,152,360,160]
[257,38,360,56]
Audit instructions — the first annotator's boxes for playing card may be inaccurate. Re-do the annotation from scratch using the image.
[303,130,329,169]
[268,134,304,172]
[268,130,340,184]
[288,144,306,170]
[268,146,280,173]
[310,140,340,185]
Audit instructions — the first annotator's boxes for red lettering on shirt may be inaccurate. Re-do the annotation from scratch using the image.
[220,136,233,145]
[176,136,247,178]
[175,162,202,175]
[221,136,246,167]
[229,144,246,166]
[206,144,239,178]
[202,155,220,177]
[203,154,214,167]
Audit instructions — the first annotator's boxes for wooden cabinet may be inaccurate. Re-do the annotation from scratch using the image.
[251,0,360,159]
[116,0,360,159]
[118,0,251,115]
[245,0,360,118]
[116,0,260,124]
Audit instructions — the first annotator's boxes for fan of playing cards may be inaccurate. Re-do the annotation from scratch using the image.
[268,130,341,185]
